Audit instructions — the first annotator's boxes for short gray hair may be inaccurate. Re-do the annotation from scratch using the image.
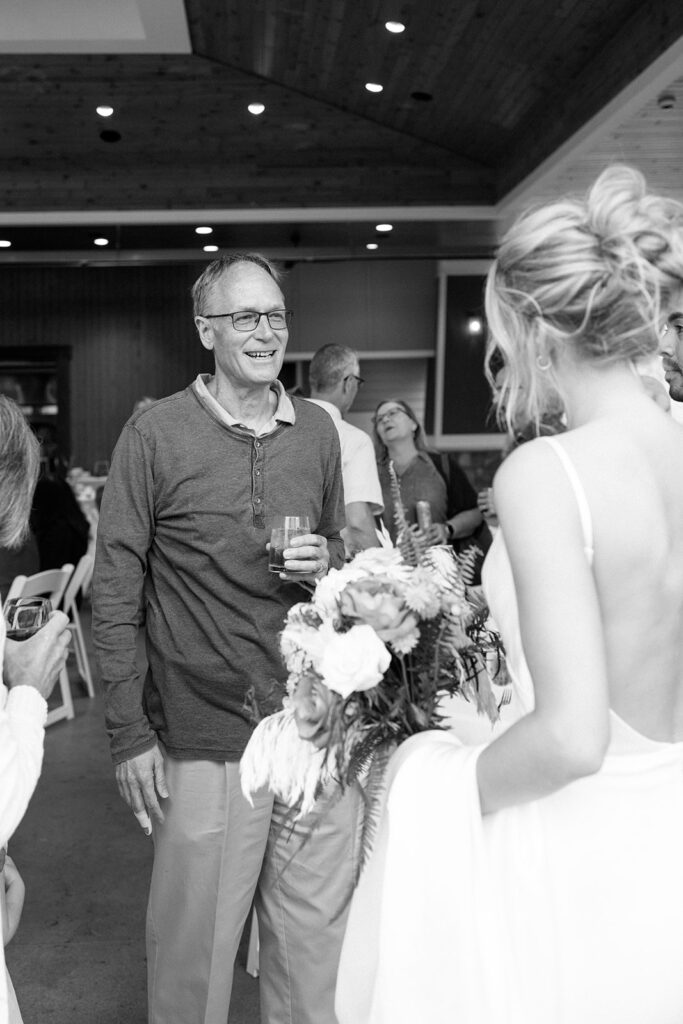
[191,252,284,318]
[0,396,40,548]
[309,344,357,392]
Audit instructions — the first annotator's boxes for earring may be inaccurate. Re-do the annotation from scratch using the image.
[536,354,551,371]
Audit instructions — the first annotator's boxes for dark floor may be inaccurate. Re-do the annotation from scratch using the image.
[5,600,261,1024]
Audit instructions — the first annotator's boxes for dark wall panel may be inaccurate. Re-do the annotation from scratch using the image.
[442,275,496,434]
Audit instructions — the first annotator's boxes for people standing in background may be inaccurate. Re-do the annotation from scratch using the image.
[307,344,383,555]
[373,398,486,559]
[30,449,89,573]
[92,252,345,1024]
[131,396,156,415]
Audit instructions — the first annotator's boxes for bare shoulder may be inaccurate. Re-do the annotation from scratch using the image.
[493,438,565,513]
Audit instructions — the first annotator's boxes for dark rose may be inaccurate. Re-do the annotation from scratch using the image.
[291,672,340,748]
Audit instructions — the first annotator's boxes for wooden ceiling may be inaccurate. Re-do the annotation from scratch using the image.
[0,0,681,261]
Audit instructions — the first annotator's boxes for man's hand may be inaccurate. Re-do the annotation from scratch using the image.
[4,611,71,701]
[115,745,169,832]
[279,532,330,581]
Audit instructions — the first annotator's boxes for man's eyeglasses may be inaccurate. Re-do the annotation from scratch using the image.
[373,407,407,425]
[344,374,365,389]
[201,309,293,332]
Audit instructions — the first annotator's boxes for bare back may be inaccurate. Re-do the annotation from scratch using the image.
[558,402,683,740]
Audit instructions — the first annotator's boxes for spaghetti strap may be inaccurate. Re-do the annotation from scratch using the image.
[540,436,594,559]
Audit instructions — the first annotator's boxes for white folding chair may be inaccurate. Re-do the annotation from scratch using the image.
[5,563,75,726]
[61,554,95,698]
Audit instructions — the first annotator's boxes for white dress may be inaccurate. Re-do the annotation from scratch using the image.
[335,438,683,1024]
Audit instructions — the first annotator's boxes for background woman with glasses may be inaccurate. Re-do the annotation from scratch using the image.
[372,398,488,569]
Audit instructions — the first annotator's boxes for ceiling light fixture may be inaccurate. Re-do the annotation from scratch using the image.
[467,316,483,335]
[94,237,109,246]
[375,223,393,232]
[248,103,266,115]
[195,226,213,235]
[96,105,114,117]
[365,82,383,94]
[0,240,11,248]
[657,92,676,110]
[366,243,379,250]
[203,245,219,253]
[385,21,405,33]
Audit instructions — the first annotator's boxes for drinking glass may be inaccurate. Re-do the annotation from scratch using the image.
[4,597,52,641]
[269,515,311,574]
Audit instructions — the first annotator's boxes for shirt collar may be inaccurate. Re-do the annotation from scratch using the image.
[305,397,342,423]
[193,374,296,435]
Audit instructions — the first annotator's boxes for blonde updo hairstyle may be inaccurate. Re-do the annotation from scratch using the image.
[485,165,683,432]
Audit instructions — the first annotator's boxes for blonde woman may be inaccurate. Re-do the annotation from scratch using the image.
[337,166,683,1023]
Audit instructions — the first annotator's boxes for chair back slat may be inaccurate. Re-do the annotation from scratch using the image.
[62,555,94,612]
[5,564,75,609]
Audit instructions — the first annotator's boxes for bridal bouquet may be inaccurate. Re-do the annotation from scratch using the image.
[241,537,507,822]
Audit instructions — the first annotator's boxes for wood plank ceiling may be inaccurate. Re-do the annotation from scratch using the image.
[0,0,681,261]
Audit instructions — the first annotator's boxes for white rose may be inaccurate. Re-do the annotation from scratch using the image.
[312,567,350,620]
[281,620,337,673]
[319,624,391,698]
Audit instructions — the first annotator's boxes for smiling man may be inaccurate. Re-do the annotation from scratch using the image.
[92,253,345,1024]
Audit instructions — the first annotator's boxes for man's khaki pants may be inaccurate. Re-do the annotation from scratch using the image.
[146,756,273,1024]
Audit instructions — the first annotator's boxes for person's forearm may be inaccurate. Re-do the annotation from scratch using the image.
[476,711,604,814]
[344,502,380,553]
[448,508,483,539]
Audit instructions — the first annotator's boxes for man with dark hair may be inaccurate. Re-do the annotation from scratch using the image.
[92,252,345,1024]
[308,343,382,554]
[662,312,683,402]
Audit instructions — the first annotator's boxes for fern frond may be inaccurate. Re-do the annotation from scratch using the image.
[353,743,394,890]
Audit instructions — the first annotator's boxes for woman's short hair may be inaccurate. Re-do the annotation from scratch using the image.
[191,252,284,318]
[0,396,40,548]
[485,164,683,431]
[372,398,429,460]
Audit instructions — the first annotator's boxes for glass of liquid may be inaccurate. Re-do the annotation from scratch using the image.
[4,597,52,641]
[269,516,311,574]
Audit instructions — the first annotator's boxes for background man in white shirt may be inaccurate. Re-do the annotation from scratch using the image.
[307,344,383,554]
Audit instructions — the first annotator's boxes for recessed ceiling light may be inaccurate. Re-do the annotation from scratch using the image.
[467,316,483,335]
[365,83,383,94]
[96,105,114,117]
[375,223,393,232]
[203,245,219,253]
[195,226,213,235]
[366,243,379,251]
[248,103,266,116]
[94,237,109,247]
[385,21,405,33]
[0,240,11,248]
